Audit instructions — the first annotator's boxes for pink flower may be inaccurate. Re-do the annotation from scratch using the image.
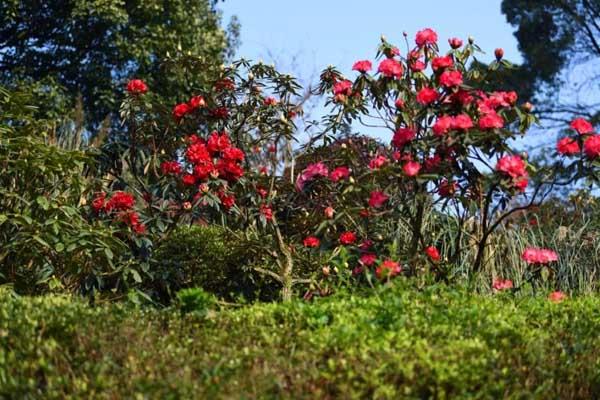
[392,127,416,148]
[126,79,148,95]
[263,96,278,106]
[330,166,351,182]
[548,291,567,303]
[324,206,335,219]
[521,247,558,265]
[415,28,438,47]
[448,37,463,49]
[439,70,463,87]
[452,114,473,130]
[583,135,600,159]
[556,137,580,156]
[339,231,357,245]
[369,155,389,170]
[359,253,377,267]
[496,155,527,179]
[416,87,439,105]
[378,58,404,79]
[403,161,421,177]
[296,162,329,191]
[376,259,402,279]
[333,80,353,96]
[425,246,441,262]
[188,95,206,109]
[352,60,372,73]
[433,116,454,136]
[410,60,426,72]
[368,191,389,208]
[432,56,454,71]
[570,118,594,134]
[478,111,504,129]
[303,236,320,248]
[492,278,513,291]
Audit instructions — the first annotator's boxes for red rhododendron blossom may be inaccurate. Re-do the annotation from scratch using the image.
[207,131,231,154]
[352,60,372,73]
[439,70,463,87]
[492,278,513,292]
[448,37,463,49]
[330,166,351,182]
[359,253,377,267]
[194,163,215,181]
[120,211,146,234]
[556,137,580,156]
[218,193,235,210]
[424,154,442,172]
[303,236,320,248]
[369,155,389,170]
[415,28,438,47]
[376,259,402,279]
[216,159,244,182]
[263,96,278,106]
[188,95,206,109]
[186,143,211,164]
[214,78,235,91]
[548,291,567,303]
[260,204,273,221]
[416,87,439,105]
[333,80,353,96]
[209,107,229,119]
[126,79,148,95]
[395,98,405,109]
[173,103,191,119]
[438,179,458,197]
[433,116,454,136]
[378,58,404,79]
[392,127,416,148]
[339,231,357,245]
[583,135,600,159]
[368,191,389,208]
[92,192,106,213]
[494,48,504,60]
[451,89,474,106]
[452,114,474,130]
[425,246,441,262]
[296,162,329,191]
[221,147,245,162]
[521,247,558,265]
[432,56,454,71]
[478,111,504,129]
[570,118,594,134]
[105,191,136,213]
[496,155,527,179]
[403,161,421,177]
[160,161,182,176]
[514,177,528,192]
[182,174,196,186]
[410,60,426,72]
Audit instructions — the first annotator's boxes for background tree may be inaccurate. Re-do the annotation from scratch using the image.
[0,0,239,131]
[501,0,600,128]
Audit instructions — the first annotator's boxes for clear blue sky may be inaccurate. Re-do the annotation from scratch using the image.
[221,0,521,78]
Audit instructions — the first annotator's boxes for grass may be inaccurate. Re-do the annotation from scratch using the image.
[1,283,600,399]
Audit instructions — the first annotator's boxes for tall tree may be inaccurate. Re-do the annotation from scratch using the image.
[0,0,239,130]
[501,0,600,127]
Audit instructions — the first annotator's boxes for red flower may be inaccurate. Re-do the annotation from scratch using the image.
[218,193,236,210]
[494,48,504,60]
[416,87,439,105]
[186,143,211,164]
[369,155,388,170]
[339,231,357,245]
[570,118,594,134]
[496,155,527,179]
[439,70,463,87]
[296,162,329,191]
[303,236,320,248]
[376,259,402,279]
[425,246,441,262]
[222,146,245,162]
[207,131,231,154]
[448,37,463,49]
[452,114,473,130]
[214,78,235,92]
[160,161,182,176]
[210,107,229,120]
[415,28,438,47]
[392,127,416,148]
[330,166,351,182]
[368,191,389,208]
[182,174,196,186]
[438,179,458,197]
[173,103,191,119]
[395,98,405,109]
[333,79,353,96]
[583,134,600,159]
[410,60,426,72]
[263,96,278,106]
[359,253,377,267]
[105,191,135,212]
[432,56,454,71]
[188,95,206,109]
[433,116,454,136]
[260,204,273,221]
[521,247,558,265]
[378,58,404,79]
[352,60,372,73]
[556,137,580,156]
[478,111,504,129]
[91,192,106,213]
[492,278,513,291]
[403,161,421,177]
[126,79,148,95]
[120,211,146,234]
[548,291,567,303]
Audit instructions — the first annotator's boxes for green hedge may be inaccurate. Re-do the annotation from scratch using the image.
[2,285,600,398]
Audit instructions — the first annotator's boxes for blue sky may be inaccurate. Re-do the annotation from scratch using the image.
[221,0,521,77]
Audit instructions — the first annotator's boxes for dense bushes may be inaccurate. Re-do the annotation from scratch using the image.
[1,284,600,398]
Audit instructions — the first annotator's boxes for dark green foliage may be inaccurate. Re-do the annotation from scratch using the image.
[176,287,216,317]
[0,0,239,129]
[1,284,600,398]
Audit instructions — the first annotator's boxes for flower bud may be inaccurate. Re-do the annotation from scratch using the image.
[522,102,534,112]
[324,206,335,219]
[494,48,504,61]
[183,201,192,210]
[349,177,355,184]
[322,266,330,276]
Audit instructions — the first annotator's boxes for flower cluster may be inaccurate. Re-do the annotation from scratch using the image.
[556,117,598,159]
[91,191,146,234]
[521,247,559,265]
[172,95,207,120]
